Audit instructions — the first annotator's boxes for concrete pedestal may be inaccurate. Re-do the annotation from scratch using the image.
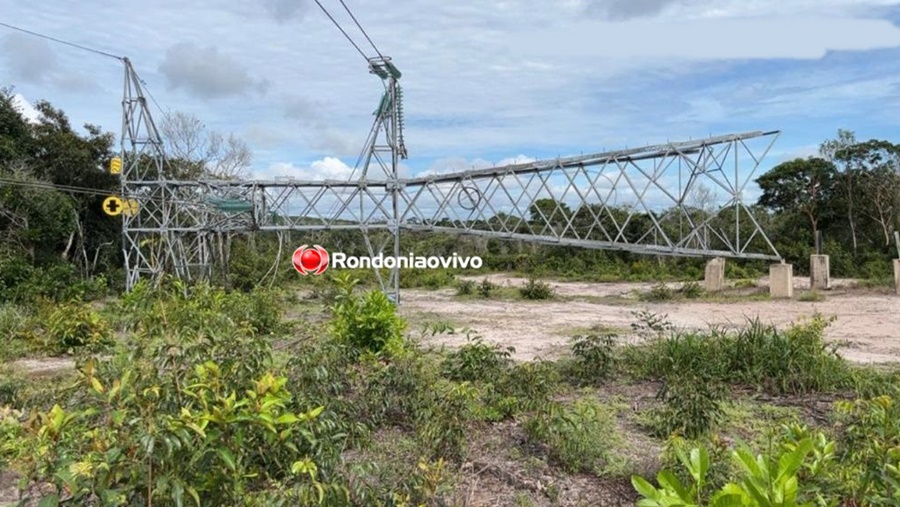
[894,259,900,296]
[769,263,794,299]
[810,254,831,290]
[705,257,726,293]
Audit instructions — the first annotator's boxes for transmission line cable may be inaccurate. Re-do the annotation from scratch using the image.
[336,0,384,60]
[0,21,124,61]
[310,0,370,61]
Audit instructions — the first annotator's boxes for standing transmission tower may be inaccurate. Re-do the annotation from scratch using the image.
[357,56,407,301]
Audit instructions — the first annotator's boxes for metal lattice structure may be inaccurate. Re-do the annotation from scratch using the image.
[117,55,782,301]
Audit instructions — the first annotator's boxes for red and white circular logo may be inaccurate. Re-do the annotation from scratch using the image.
[292,245,329,275]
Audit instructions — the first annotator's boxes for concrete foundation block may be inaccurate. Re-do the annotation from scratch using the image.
[704,257,726,293]
[769,263,794,299]
[894,259,900,296]
[810,254,831,290]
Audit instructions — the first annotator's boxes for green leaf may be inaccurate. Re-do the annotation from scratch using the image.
[710,492,745,507]
[38,494,60,507]
[276,413,299,424]
[657,470,690,501]
[692,447,710,482]
[172,480,184,507]
[216,447,237,471]
[632,475,660,500]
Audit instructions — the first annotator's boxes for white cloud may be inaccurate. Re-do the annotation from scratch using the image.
[256,157,356,180]
[11,93,41,124]
[512,17,900,61]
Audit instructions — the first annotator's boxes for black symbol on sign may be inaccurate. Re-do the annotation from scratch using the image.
[106,200,120,213]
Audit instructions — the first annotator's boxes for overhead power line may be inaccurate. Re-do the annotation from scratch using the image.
[310,0,370,62]
[336,0,384,60]
[0,21,124,61]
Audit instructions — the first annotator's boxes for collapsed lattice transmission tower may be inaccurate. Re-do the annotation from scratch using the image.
[116,42,783,303]
[119,49,783,301]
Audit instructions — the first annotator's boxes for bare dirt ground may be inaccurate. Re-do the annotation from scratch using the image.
[400,274,900,364]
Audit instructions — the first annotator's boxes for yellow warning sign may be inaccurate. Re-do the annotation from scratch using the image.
[102,196,124,216]
[123,199,139,216]
[110,157,122,175]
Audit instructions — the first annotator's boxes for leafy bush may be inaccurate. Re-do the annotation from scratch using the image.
[116,279,282,337]
[678,281,704,299]
[828,395,900,504]
[642,282,675,301]
[477,278,496,298]
[0,258,108,303]
[9,326,347,506]
[632,439,821,507]
[568,332,616,384]
[496,360,560,413]
[524,398,620,474]
[644,373,728,438]
[45,301,113,354]
[519,277,554,300]
[415,379,477,461]
[440,334,513,383]
[329,274,406,356]
[455,279,475,296]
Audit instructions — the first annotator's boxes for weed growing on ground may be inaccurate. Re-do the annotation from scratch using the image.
[519,277,554,300]
[455,279,475,296]
[678,281,705,299]
[623,314,849,395]
[798,289,825,302]
[644,373,729,439]
[642,282,675,301]
[441,333,513,383]
[568,332,616,385]
[478,278,497,297]
[525,398,621,474]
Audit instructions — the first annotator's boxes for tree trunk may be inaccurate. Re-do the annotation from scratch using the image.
[846,173,858,254]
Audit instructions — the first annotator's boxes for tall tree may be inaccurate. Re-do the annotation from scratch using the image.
[755,157,838,247]
[835,139,900,247]
[160,111,251,180]
[820,129,860,252]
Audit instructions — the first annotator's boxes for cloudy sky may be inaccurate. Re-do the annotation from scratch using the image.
[1,0,899,183]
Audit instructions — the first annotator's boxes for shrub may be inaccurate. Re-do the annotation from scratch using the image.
[644,373,728,439]
[455,279,475,296]
[568,332,616,384]
[495,359,560,413]
[632,438,823,507]
[45,301,113,354]
[477,278,496,298]
[440,334,513,383]
[519,277,554,300]
[329,274,406,356]
[642,282,675,301]
[524,398,620,474]
[415,379,478,461]
[678,281,704,299]
[829,395,900,504]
